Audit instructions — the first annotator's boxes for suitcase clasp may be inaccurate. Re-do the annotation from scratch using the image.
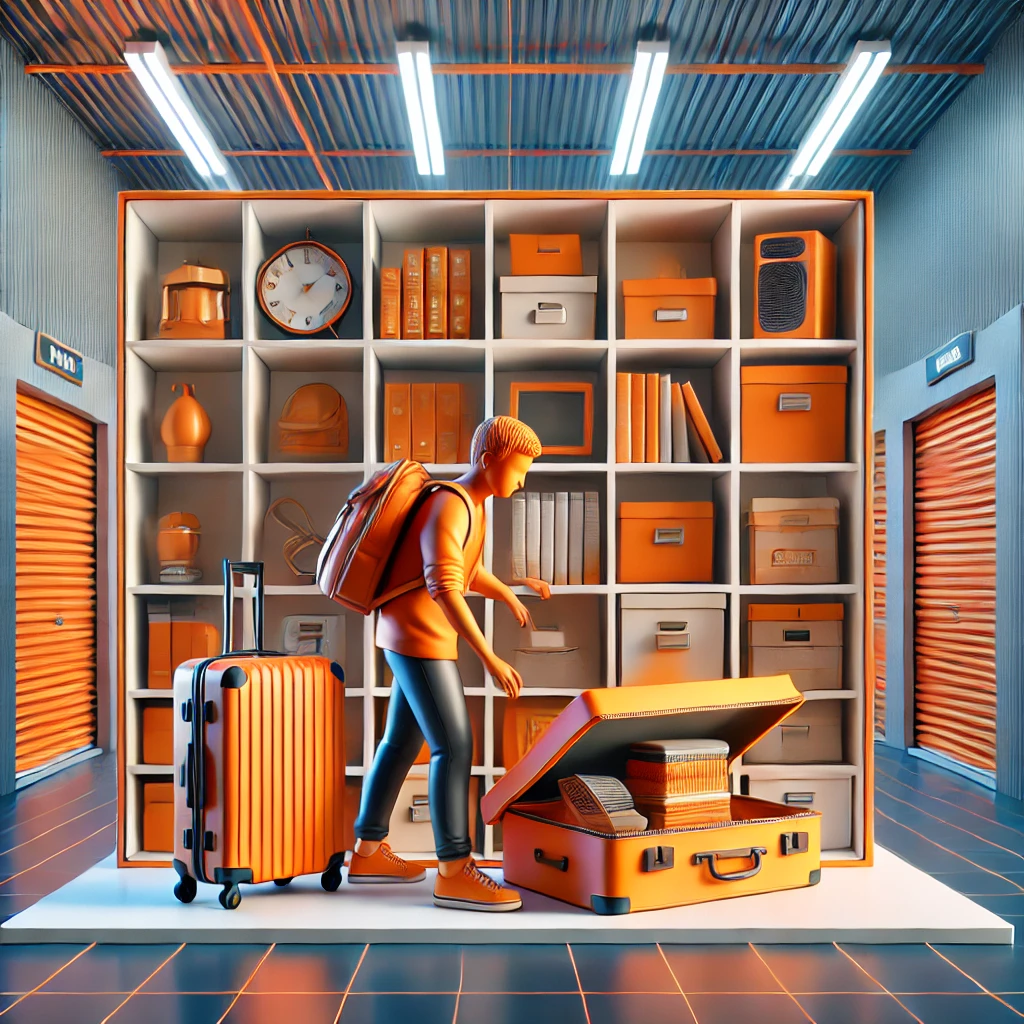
[781,832,809,856]
[534,848,569,872]
[642,846,675,872]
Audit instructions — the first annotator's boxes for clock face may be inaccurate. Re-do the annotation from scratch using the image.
[257,241,352,334]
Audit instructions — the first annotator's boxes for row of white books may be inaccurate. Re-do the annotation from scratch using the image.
[511,491,600,586]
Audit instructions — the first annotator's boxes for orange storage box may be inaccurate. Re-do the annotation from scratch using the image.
[746,498,840,585]
[740,365,847,463]
[147,614,220,689]
[509,234,583,276]
[142,781,174,853]
[618,501,714,583]
[622,278,717,339]
[141,704,173,764]
[481,675,821,914]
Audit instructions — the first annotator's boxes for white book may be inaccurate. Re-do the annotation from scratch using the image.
[686,405,710,464]
[511,491,527,580]
[568,492,584,585]
[526,491,541,579]
[554,491,569,586]
[540,492,555,584]
[583,491,601,585]
[671,382,690,463]
[659,374,673,463]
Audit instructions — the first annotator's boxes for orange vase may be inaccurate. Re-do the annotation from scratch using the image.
[160,383,212,462]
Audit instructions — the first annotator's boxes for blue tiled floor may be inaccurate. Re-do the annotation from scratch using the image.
[0,746,1022,1023]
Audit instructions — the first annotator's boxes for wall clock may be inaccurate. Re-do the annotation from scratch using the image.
[256,236,352,335]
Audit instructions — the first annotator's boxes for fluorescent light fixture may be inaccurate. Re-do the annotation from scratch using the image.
[397,41,445,175]
[610,41,669,176]
[125,40,233,184]
[781,40,891,188]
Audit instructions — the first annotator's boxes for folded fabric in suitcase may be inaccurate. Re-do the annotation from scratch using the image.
[481,674,821,915]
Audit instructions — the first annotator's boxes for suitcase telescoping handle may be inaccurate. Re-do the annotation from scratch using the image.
[693,846,767,882]
[222,559,265,653]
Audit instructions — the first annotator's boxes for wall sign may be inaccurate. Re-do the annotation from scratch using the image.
[34,332,83,387]
[926,331,974,386]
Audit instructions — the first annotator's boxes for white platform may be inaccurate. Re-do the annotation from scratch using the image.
[1,848,1011,944]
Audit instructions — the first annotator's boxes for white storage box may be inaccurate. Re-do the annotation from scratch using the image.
[500,276,598,340]
[745,775,852,850]
[620,593,727,685]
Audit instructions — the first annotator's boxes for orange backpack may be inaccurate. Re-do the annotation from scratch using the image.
[316,460,470,614]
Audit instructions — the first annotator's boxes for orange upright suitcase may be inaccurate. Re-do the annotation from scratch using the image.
[481,675,821,915]
[171,560,346,910]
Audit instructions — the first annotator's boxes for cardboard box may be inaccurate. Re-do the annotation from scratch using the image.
[500,276,597,340]
[748,603,844,690]
[746,498,839,585]
[745,700,843,764]
[142,781,174,852]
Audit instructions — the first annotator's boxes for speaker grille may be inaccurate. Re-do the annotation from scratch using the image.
[760,236,806,260]
[758,262,808,333]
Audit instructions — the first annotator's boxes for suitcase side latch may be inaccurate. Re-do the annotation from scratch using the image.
[642,846,675,872]
[781,832,809,856]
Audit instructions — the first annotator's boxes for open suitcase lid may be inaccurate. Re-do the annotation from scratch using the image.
[481,674,804,825]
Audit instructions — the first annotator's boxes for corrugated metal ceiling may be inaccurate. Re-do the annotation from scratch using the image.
[1,0,1021,192]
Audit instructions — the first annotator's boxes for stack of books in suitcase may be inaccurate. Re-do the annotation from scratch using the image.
[624,739,732,829]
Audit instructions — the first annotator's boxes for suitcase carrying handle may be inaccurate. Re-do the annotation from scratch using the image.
[223,559,264,652]
[693,846,767,882]
[534,848,569,872]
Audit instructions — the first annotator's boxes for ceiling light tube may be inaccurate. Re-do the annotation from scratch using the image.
[611,42,669,176]
[397,41,445,176]
[781,40,891,188]
[125,40,229,180]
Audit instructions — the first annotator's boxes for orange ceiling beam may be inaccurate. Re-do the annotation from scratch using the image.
[25,61,985,77]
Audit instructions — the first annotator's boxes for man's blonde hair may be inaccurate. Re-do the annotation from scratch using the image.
[469,416,542,464]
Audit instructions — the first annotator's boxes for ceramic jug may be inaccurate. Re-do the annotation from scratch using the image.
[160,383,212,462]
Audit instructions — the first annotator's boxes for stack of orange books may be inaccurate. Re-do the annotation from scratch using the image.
[624,739,732,830]
[380,248,471,340]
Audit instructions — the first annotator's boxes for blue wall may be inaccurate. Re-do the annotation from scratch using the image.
[0,37,123,365]
[875,12,1024,378]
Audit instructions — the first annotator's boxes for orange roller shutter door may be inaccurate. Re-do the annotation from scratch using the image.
[913,386,996,772]
[15,392,98,775]
[873,431,887,739]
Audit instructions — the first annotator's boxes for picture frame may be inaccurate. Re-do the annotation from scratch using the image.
[509,381,594,456]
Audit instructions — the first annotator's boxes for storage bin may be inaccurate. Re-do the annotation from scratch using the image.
[620,593,726,684]
[748,603,844,691]
[622,278,717,339]
[619,501,714,583]
[746,498,839,585]
[142,781,174,852]
[141,704,173,764]
[509,234,583,276]
[147,617,220,689]
[744,700,843,764]
[745,775,852,851]
[740,365,847,463]
[386,776,480,853]
[500,276,597,340]
[512,647,585,689]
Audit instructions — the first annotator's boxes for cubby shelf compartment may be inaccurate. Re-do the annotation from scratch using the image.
[118,192,873,870]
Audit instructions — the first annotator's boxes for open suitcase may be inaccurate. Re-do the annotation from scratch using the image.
[481,674,822,914]
[171,560,347,910]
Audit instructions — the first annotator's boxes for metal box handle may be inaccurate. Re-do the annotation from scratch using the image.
[783,792,816,805]
[653,527,684,545]
[655,307,688,322]
[656,621,690,650]
[534,302,566,324]
[778,392,812,412]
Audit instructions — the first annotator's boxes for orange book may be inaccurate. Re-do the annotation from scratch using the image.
[449,249,471,340]
[425,245,448,339]
[435,382,461,464]
[645,373,660,463]
[380,266,401,340]
[384,383,412,461]
[458,385,476,463]
[403,248,424,339]
[411,382,436,463]
[681,381,724,463]
[630,373,645,462]
[615,372,631,463]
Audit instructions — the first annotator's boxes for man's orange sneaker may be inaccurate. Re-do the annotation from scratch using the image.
[347,843,427,884]
[433,860,522,912]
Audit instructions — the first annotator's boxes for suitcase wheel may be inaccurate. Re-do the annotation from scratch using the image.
[321,863,343,892]
[274,877,293,887]
[219,884,242,910]
[173,875,197,904]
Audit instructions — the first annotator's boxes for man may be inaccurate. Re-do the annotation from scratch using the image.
[348,416,548,911]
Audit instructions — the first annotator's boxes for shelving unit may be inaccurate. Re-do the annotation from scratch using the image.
[117,191,873,868]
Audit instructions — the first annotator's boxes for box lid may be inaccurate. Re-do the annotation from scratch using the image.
[740,365,848,385]
[746,496,839,527]
[500,276,597,294]
[619,500,714,520]
[747,603,844,622]
[620,593,727,610]
[622,277,717,298]
[481,675,804,823]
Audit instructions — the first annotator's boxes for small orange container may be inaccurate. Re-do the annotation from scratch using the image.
[618,501,714,583]
[741,365,847,463]
[509,234,583,276]
[141,704,173,764]
[142,781,174,852]
[622,278,717,339]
